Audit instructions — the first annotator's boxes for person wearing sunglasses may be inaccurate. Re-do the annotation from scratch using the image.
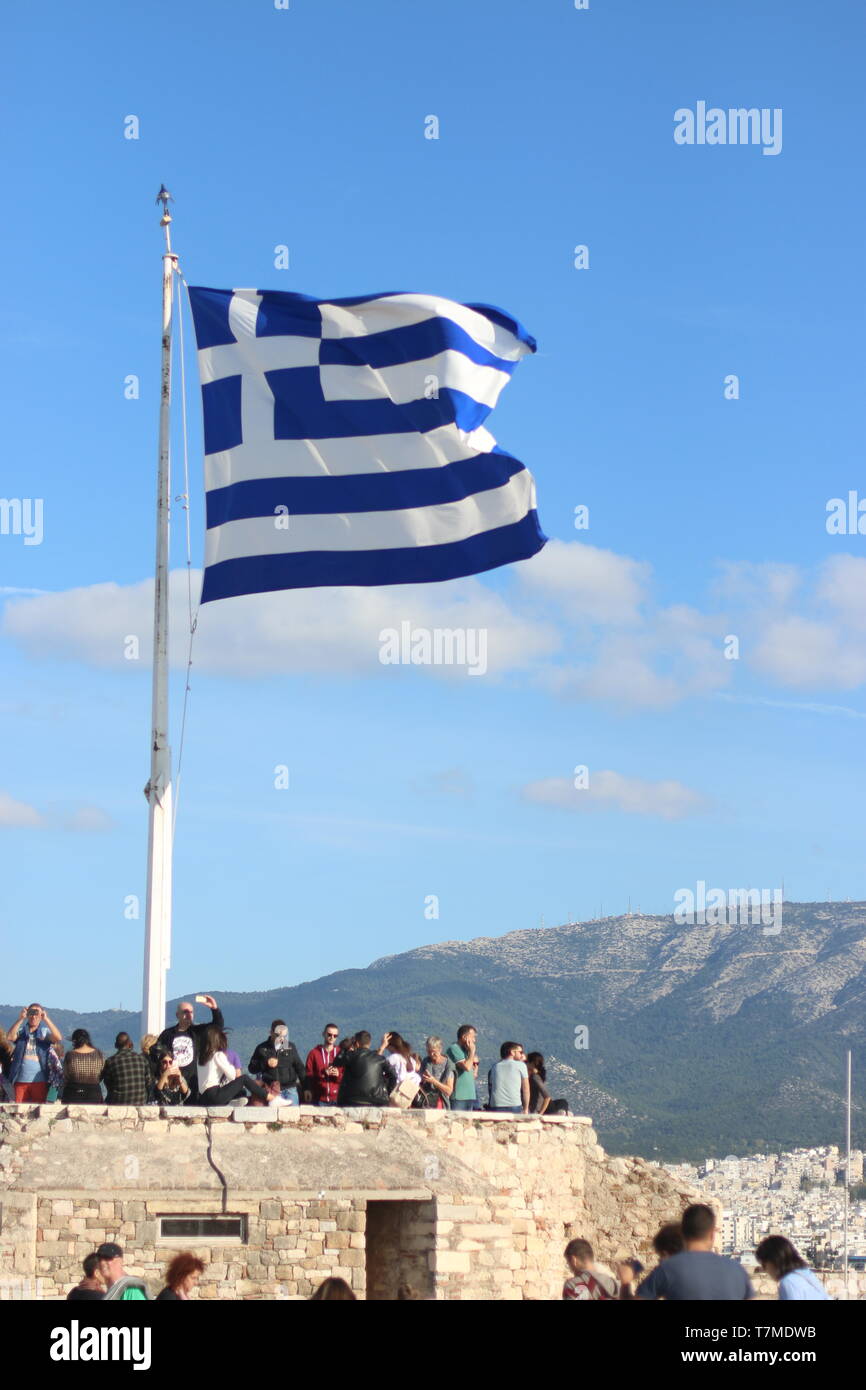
[304,1024,344,1105]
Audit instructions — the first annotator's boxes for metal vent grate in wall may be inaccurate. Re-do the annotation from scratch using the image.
[158,1216,246,1241]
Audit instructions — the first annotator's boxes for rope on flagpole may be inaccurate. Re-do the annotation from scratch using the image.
[172,273,200,840]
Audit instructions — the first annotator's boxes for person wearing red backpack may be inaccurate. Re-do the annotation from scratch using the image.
[562,1238,620,1300]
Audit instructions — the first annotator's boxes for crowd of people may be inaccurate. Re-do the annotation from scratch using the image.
[0,1001,569,1114]
[561,1204,831,1302]
[66,1245,203,1302]
[58,1207,829,1301]
[3,1003,832,1302]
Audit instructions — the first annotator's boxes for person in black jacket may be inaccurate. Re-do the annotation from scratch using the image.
[155,996,223,1102]
[248,1020,305,1104]
[336,1031,394,1107]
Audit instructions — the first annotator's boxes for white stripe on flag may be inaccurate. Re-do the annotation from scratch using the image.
[205,468,536,564]
[319,349,512,408]
[204,425,499,489]
[319,294,530,361]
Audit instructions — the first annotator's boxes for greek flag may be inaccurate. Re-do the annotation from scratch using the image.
[187,287,545,602]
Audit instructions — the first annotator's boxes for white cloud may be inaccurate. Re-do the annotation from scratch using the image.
[1,571,558,680]
[713,561,801,609]
[0,792,113,832]
[714,556,866,693]
[4,543,866,708]
[0,791,44,828]
[816,555,866,631]
[522,771,707,821]
[751,615,866,689]
[518,538,649,624]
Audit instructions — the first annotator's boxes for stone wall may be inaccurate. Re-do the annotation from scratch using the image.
[0,1102,704,1300]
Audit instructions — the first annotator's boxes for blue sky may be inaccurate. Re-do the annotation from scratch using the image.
[2,0,864,1013]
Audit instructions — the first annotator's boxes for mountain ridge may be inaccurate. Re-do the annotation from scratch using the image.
[4,901,864,1161]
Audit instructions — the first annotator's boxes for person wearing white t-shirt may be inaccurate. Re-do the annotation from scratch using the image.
[379,1031,419,1087]
[196,1025,272,1107]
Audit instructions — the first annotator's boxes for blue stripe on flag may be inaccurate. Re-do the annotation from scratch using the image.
[318,317,517,373]
[268,375,492,442]
[205,451,526,527]
[201,510,546,601]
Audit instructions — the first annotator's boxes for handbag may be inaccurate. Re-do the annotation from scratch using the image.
[389,1072,422,1109]
[412,1085,444,1110]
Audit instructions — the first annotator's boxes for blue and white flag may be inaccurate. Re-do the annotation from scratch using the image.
[187,287,545,602]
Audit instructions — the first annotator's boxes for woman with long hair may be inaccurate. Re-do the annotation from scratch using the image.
[156,1252,205,1300]
[196,1024,271,1107]
[379,1031,418,1087]
[525,1052,569,1116]
[61,1029,104,1104]
[755,1236,830,1300]
[525,1052,550,1115]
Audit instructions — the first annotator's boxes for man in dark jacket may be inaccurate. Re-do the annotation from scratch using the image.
[155,995,223,1101]
[248,1020,305,1103]
[336,1031,394,1107]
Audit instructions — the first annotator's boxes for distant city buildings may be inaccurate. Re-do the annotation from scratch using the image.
[663,1145,866,1267]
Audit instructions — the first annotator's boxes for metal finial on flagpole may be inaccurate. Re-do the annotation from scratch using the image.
[142,186,177,1038]
[156,184,174,251]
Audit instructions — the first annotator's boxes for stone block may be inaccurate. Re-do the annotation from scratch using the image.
[456,1223,504,1241]
[434,1251,471,1273]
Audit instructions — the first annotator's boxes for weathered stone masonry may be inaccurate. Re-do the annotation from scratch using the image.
[0,1104,704,1300]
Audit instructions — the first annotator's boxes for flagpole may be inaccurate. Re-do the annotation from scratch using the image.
[142,187,177,1037]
